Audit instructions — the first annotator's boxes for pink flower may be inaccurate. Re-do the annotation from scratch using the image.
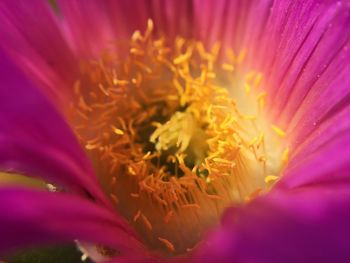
[0,1,350,262]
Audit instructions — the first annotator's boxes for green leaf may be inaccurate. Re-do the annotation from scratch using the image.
[6,244,87,263]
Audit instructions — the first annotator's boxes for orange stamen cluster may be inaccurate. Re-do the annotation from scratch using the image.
[70,20,287,255]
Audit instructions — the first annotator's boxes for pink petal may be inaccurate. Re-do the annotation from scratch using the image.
[57,0,194,58]
[193,185,350,263]
[0,48,109,206]
[279,130,350,189]
[0,187,145,258]
[0,0,78,107]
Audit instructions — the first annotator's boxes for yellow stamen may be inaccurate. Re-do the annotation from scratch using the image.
[264,175,279,184]
[237,49,247,64]
[141,214,153,231]
[282,147,290,165]
[70,19,288,256]
[111,126,124,135]
[158,237,175,252]
[222,63,235,72]
[272,125,286,137]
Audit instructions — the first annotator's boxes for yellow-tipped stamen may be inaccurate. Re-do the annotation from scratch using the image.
[70,19,288,256]
[158,237,175,253]
[237,49,247,64]
[282,146,290,165]
[264,175,279,184]
[222,63,235,72]
[272,125,287,138]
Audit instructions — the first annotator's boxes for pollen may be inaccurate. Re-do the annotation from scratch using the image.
[70,20,288,256]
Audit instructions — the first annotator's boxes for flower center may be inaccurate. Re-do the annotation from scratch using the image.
[70,20,288,256]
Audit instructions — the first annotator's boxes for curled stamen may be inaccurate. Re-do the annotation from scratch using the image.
[70,19,287,255]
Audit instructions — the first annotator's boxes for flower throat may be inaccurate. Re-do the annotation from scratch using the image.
[70,20,288,256]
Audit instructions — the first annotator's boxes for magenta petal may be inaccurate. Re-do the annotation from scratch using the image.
[193,0,271,51]
[0,48,109,206]
[57,0,194,58]
[290,104,350,162]
[147,0,194,40]
[194,185,350,263]
[194,0,350,190]
[279,3,350,140]
[0,187,145,257]
[107,256,160,263]
[255,0,350,145]
[0,0,78,106]
[57,0,149,58]
[279,130,350,189]
[194,1,350,142]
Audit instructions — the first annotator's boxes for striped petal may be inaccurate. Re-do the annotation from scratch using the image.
[57,0,194,58]
[0,48,109,206]
[0,0,78,107]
